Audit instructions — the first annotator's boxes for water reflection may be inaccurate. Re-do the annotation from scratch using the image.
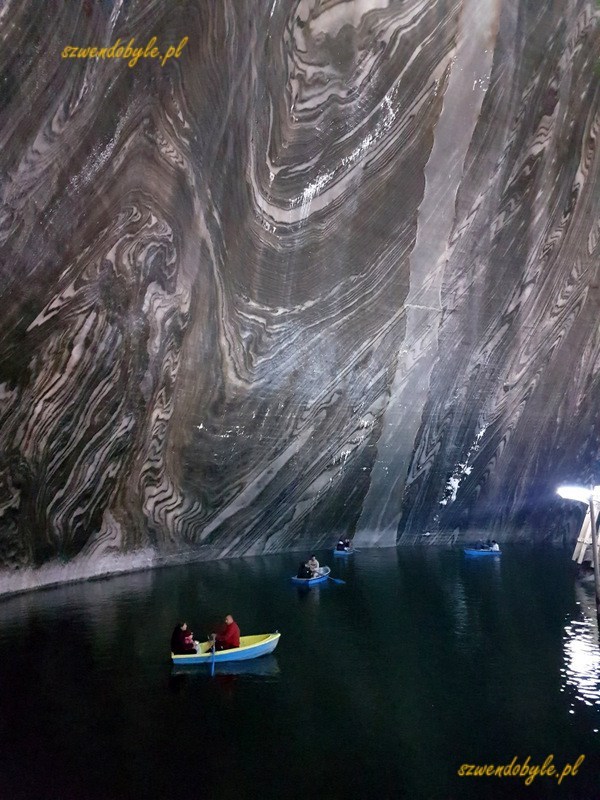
[0,568,156,623]
[451,581,469,639]
[453,548,504,645]
[562,584,600,712]
[295,585,321,607]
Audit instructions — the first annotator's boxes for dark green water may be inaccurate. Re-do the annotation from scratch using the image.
[0,546,599,799]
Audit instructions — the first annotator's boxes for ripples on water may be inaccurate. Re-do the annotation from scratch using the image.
[562,584,600,726]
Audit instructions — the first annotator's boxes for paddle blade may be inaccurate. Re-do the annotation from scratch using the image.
[328,576,346,585]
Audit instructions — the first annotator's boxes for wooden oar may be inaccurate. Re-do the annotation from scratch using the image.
[210,634,216,677]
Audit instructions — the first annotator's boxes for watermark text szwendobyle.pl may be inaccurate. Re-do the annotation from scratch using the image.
[61,36,188,67]
[458,754,585,786]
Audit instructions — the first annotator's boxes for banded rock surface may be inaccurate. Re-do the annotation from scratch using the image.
[0,0,599,591]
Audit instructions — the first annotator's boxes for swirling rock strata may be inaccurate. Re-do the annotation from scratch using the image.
[0,0,598,589]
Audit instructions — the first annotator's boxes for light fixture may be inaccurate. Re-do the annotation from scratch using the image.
[556,485,600,504]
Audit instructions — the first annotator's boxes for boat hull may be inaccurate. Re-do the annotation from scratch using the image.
[291,566,330,585]
[172,654,281,678]
[171,633,280,665]
[463,548,501,556]
[333,548,354,556]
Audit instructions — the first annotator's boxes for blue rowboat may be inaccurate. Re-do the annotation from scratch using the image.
[464,548,501,556]
[333,547,354,556]
[171,632,280,665]
[291,566,330,586]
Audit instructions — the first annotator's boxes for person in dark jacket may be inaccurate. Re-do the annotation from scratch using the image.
[170,622,197,654]
[297,561,312,579]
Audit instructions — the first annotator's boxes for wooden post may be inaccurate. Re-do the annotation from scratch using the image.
[589,486,600,619]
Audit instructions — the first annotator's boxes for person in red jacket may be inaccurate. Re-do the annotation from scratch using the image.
[212,614,241,651]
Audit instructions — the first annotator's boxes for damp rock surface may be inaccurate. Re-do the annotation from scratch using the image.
[0,0,599,589]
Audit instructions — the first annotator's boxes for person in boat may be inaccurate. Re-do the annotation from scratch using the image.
[171,622,197,654]
[297,561,313,579]
[307,554,320,575]
[336,538,352,551]
[491,540,500,552]
[211,614,241,651]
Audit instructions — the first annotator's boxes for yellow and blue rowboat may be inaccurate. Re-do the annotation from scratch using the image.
[171,633,281,665]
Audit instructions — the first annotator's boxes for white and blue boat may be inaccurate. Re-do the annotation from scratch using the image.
[291,566,330,586]
[333,547,354,556]
[463,547,501,556]
[171,632,281,665]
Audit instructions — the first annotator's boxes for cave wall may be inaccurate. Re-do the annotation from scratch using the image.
[0,0,599,588]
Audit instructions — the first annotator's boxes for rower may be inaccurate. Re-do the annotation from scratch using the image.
[211,614,240,651]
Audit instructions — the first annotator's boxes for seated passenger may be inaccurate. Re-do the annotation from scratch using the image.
[307,554,320,575]
[491,540,500,552]
[343,538,352,550]
[212,614,241,651]
[336,539,346,551]
[297,561,313,579]
[171,622,197,654]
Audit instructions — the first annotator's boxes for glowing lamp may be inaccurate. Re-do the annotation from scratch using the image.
[556,486,595,504]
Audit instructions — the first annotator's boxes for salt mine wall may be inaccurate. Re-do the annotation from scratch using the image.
[0,0,599,592]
